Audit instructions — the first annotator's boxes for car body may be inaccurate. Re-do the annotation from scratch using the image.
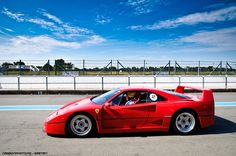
[44,86,215,137]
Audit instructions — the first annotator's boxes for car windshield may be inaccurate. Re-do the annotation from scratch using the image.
[163,90,190,99]
[91,88,121,104]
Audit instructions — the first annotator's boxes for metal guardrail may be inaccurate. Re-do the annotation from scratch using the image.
[0,75,235,91]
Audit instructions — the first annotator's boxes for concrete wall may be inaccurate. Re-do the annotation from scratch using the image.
[0,75,236,91]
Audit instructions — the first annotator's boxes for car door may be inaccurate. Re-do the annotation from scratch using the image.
[101,91,149,130]
[145,92,169,128]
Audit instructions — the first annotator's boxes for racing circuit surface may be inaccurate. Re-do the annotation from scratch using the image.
[0,93,236,156]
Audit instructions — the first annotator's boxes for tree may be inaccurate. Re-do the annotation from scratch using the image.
[54,59,74,71]
[2,62,13,69]
[42,63,53,71]
[64,62,73,70]
[14,61,25,66]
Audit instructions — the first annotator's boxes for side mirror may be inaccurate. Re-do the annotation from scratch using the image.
[104,102,112,108]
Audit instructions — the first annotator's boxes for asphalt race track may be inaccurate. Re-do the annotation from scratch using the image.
[0,93,235,156]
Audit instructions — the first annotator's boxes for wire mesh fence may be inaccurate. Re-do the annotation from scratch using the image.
[0,59,235,76]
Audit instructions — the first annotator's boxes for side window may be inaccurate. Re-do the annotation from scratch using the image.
[138,92,148,103]
[147,92,163,103]
[111,91,148,106]
[111,93,123,106]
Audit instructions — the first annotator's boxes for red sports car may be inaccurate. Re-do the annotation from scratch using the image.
[44,86,214,137]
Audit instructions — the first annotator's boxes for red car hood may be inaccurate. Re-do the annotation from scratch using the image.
[58,96,95,113]
[46,96,97,124]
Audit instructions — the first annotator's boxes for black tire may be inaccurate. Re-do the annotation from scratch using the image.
[172,110,198,135]
[67,114,95,137]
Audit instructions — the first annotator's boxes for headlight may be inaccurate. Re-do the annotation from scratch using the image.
[57,109,65,116]
[46,111,58,122]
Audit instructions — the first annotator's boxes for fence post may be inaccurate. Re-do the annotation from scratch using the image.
[202,76,204,88]
[128,76,130,86]
[110,60,113,75]
[179,76,181,86]
[46,76,48,91]
[174,61,176,75]
[198,61,200,76]
[83,60,85,75]
[168,60,171,75]
[143,60,146,75]
[220,61,222,75]
[225,61,228,75]
[74,76,76,90]
[154,76,156,88]
[54,60,57,75]
[47,60,50,76]
[225,76,227,89]
[101,76,104,91]
[17,76,20,91]
[19,59,22,75]
[117,60,119,75]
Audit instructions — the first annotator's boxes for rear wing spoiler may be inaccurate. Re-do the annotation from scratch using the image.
[175,86,214,103]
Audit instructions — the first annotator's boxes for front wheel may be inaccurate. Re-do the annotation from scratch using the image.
[172,111,198,135]
[68,114,93,137]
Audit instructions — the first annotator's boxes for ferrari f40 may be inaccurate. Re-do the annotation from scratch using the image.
[44,86,214,137]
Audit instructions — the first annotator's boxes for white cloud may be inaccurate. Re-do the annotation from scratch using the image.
[83,35,106,45]
[1,8,92,39]
[5,28,13,32]
[0,8,107,57]
[0,26,14,33]
[0,35,81,54]
[105,27,236,57]
[38,9,91,35]
[0,34,107,55]
[121,0,162,15]
[27,18,61,31]
[1,7,25,22]
[0,30,9,36]
[0,28,234,60]
[62,23,90,34]
[2,8,60,32]
[0,27,14,37]
[129,6,236,30]
[144,27,236,55]
[179,27,236,51]
[40,10,63,24]
[95,15,111,25]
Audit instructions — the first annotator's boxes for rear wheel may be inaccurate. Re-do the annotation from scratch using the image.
[172,111,197,135]
[68,114,93,137]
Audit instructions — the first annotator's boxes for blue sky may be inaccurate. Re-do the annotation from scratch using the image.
[0,0,236,60]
